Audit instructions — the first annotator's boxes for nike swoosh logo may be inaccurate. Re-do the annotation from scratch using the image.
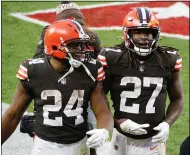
[150,145,157,150]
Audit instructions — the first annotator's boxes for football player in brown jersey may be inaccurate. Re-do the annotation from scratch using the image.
[98,7,184,155]
[2,20,113,155]
[33,2,102,154]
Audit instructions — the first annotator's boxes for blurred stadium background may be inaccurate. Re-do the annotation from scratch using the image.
[2,1,189,155]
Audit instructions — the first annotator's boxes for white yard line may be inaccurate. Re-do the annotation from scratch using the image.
[9,2,189,40]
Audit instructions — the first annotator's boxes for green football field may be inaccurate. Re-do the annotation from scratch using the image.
[2,2,189,155]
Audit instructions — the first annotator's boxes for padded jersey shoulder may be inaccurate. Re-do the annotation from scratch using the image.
[16,58,45,80]
[98,47,123,68]
[158,46,182,71]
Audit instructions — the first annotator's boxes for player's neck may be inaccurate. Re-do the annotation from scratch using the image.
[50,57,68,73]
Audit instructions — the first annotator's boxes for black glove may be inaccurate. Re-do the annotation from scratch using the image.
[20,113,36,137]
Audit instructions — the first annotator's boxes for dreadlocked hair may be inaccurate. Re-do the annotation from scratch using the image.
[114,42,176,70]
[114,41,138,69]
[154,46,177,70]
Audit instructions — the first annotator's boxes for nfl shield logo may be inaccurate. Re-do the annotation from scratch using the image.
[139,65,145,72]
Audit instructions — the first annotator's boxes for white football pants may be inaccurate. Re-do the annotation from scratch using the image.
[109,128,166,155]
[31,135,90,155]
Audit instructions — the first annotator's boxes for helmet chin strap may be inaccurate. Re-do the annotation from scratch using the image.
[58,46,96,83]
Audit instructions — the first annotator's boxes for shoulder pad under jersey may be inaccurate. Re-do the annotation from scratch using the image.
[16,58,45,80]
[98,47,122,68]
[160,46,182,71]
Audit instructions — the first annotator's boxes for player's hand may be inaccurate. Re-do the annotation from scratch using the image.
[20,112,35,137]
[152,122,169,143]
[86,129,109,148]
[120,119,150,135]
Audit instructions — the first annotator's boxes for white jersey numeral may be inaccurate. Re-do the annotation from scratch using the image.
[120,77,141,114]
[64,90,84,125]
[120,77,163,114]
[41,90,84,126]
[42,90,62,126]
[144,77,163,113]
[29,58,44,65]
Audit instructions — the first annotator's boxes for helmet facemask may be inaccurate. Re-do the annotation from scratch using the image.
[125,27,159,56]
[66,40,93,62]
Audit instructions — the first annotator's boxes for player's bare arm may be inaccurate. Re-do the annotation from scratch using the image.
[165,71,184,126]
[2,82,32,144]
[90,81,113,132]
[152,70,184,144]
[86,81,113,149]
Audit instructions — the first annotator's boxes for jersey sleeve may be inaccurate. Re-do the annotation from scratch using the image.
[163,46,182,71]
[16,60,29,80]
[97,48,108,68]
[97,48,114,94]
[96,60,105,82]
[173,52,182,71]
[16,59,34,95]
